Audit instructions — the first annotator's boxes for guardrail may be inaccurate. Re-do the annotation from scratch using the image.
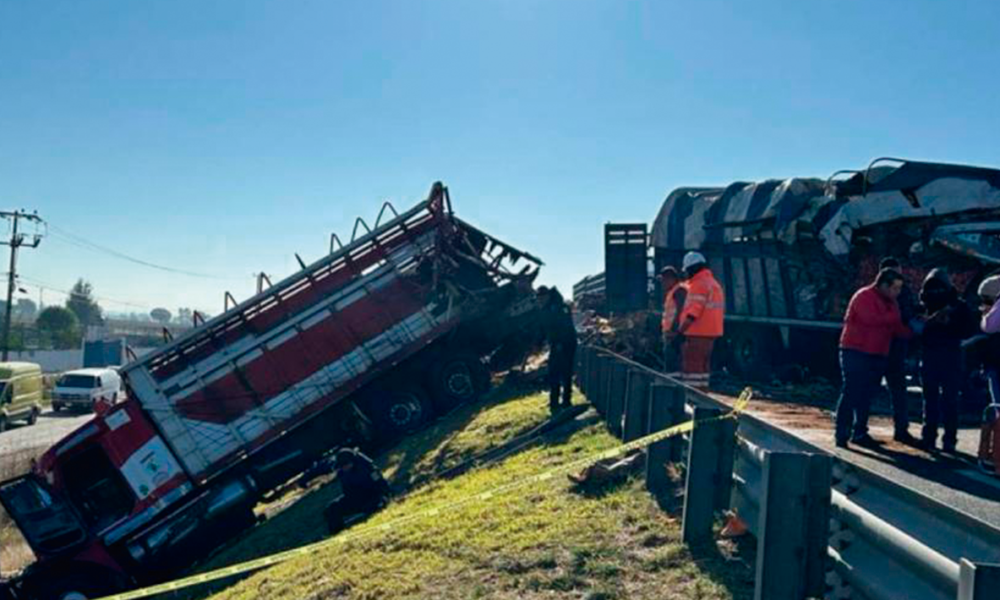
[576,345,1000,600]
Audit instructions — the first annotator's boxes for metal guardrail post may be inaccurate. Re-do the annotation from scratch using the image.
[575,347,588,395]
[714,416,737,512]
[646,382,679,495]
[958,559,1000,600]
[623,369,651,442]
[668,385,685,462]
[606,360,628,438]
[754,452,832,600]
[593,354,613,415]
[682,407,722,544]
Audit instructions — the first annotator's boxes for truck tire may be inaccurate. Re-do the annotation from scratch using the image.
[28,407,39,426]
[427,353,490,413]
[0,415,7,433]
[725,325,777,379]
[366,388,429,441]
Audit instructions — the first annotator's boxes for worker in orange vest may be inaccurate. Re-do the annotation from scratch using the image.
[669,252,724,390]
[659,266,687,377]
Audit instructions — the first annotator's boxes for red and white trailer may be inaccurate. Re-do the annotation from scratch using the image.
[0,182,542,600]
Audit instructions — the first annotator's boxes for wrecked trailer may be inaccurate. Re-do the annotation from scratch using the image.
[648,158,1000,379]
[0,182,543,600]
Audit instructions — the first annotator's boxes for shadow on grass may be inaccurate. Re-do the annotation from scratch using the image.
[649,467,756,600]
[175,374,552,599]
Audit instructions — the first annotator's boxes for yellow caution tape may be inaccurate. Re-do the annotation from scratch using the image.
[96,388,752,600]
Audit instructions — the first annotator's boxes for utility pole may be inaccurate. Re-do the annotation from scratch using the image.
[1,210,42,361]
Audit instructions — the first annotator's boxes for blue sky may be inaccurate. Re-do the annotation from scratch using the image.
[1,0,998,316]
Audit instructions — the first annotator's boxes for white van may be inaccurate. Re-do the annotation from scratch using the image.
[52,368,124,412]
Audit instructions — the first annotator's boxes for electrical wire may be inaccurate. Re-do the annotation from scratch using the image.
[45,223,245,281]
[13,275,155,311]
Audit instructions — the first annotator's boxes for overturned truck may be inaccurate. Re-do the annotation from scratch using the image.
[0,183,542,600]
[589,158,1000,383]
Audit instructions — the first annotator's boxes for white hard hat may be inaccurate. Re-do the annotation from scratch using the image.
[978,275,1000,300]
[682,251,707,271]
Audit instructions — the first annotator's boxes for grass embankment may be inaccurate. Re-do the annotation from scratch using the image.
[197,384,752,600]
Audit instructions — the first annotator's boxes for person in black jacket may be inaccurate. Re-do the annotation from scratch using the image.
[918,269,977,453]
[537,286,578,413]
[324,447,391,533]
[880,257,918,444]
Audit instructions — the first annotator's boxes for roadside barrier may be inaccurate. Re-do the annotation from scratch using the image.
[578,345,1000,600]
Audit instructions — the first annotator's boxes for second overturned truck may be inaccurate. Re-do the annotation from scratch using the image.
[0,183,543,600]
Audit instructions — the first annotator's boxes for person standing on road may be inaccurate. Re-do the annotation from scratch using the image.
[537,286,578,413]
[976,275,1000,473]
[659,266,688,377]
[918,269,977,453]
[835,268,913,449]
[879,257,918,444]
[674,252,724,390]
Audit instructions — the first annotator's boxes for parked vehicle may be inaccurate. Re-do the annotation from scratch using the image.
[0,362,45,432]
[0,183,543,600]
[51,368,124,412]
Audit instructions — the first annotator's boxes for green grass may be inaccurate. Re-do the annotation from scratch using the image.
[196,385,752,600]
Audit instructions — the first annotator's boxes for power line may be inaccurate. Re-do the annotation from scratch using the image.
[46,222,245,281]
[14,275,154,311]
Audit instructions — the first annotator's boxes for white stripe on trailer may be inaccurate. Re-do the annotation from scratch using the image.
[168,306,442,476]
[153,231,437,393]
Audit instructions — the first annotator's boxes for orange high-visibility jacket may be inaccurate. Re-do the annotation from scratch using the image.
[679,268,724,338]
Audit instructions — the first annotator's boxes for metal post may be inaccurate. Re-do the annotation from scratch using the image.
[682,407,722,544]
[754,452,832,600]
[959,559,1000,600]
[668,385,686,462]
[623,369,650,442]
[592,354,613,415]
[646,382,678,495]
[714,417,737,512]
[606,360,628,438]
[576,347,590,395]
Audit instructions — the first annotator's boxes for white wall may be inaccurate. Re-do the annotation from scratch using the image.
[5,348,157,373]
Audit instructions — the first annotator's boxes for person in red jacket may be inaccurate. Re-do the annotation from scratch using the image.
[835,268,913,449]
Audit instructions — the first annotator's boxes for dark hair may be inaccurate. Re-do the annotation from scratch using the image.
[876,268,904,288]
[659,266,680,278]
[879,257,901,270]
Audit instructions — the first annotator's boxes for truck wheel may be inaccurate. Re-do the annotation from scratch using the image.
[0,416,7,433]
[27,408,39,426]
[428,353,490,413]
[367,389,429,440]
[725,325,776,378]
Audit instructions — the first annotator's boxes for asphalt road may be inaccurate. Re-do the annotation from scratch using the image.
[0,409,93,471]
[713,392,1000,530]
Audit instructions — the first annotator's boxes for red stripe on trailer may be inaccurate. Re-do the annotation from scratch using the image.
[192,319,458,481]
[172,279,429,425]
[175,372,256,424]
[149,218,437,383]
